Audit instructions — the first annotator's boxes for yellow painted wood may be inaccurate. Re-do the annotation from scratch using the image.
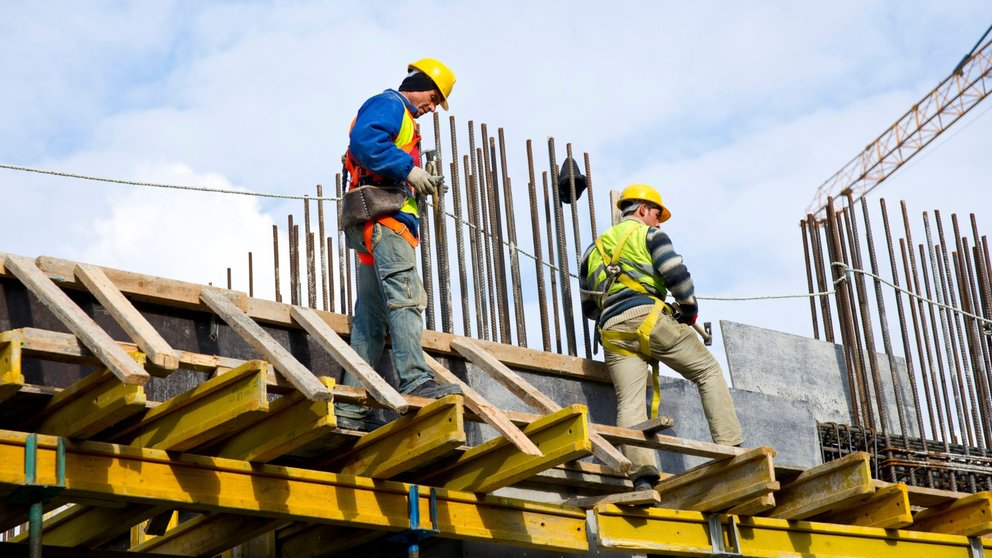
[331,394,465,478]
[2,254,149,385]
[564,489,661,509]
[130,510,179,547]
[26,504,163,547]
[75,263,181,372]
[423,404,593,493]
[913,491,992,536]
[214,377,336,462]
[767,451,875,520]
[119,359,269,451]
[728,493,777,516]
[36,353,147,438]
[654,446,779,512]
[594,505,992,558]
[130,513,284,556]
[0,430,589,552]
[0,330,25,404]
[821,483,913,529]
[200,287,331,401]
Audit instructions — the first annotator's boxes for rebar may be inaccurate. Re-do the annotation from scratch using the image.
[527,140,551,352]
[476,146,498,340]
[432,112,453,333]
[464,154,486,338]
[825,198,863,426]
[584,152,598,239]
[839,205,873,427]
[248,252,254,298]
[289,215,298,306]
[499,128,527,347]
[326,236,335,312]
[801,219,820,339]
[336,174,349,315]
[548,137,577,356]
[807,214,835,342]
[227,267,232,290]
[483,127,510,343]
[305,196,316,308]
[468,124,494,340]
[449,117,471,336]
[954,216,991,448]
[418,177,436,331]
[317,184,328,311]
[566,144,592,359]
[543,171,563,354]
[272,224,282,303]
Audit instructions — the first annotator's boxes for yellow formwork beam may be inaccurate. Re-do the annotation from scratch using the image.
[332,394,466,478]
[913,491,992,537]
[117,359,269,451]
[819,482,913,529]
[420,404,593,493]
[594,505,992,558]
[0,430,588,552]
[36,353,147,438]
[132,513,285,556]
[213,376,336,462]
[654,446,778,512]
[0,330,25,404]
[768,451,875,520]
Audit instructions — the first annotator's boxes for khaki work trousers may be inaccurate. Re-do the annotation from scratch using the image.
[603,307,743,479]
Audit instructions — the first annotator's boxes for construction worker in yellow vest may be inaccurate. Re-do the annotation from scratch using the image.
[335,58,462,432]
[579,183,743,490]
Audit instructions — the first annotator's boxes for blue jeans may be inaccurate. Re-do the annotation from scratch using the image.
[336,222,432,419]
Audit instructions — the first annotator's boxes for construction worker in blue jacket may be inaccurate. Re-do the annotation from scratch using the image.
[579,184,742,490]
[335,58,462,431]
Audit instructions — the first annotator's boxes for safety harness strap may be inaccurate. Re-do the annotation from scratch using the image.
[599,299,669,418]
[359,217,420,266]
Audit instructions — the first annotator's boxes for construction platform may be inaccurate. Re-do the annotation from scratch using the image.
[0,253,990,557]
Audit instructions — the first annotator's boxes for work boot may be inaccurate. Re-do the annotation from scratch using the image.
[406,379,463,399]
[632,475,659,492]
[335,414,386,433]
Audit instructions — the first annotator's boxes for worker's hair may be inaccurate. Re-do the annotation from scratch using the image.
[619,202,641,218]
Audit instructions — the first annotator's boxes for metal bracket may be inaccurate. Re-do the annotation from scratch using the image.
[388,485,441,556]
[8,433,66,505]
[706,514,742,557]
[968,536,985,558]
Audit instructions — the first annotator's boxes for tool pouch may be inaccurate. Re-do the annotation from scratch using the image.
[339,184,410,229]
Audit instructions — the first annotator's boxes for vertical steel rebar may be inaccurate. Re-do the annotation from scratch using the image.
[272,224,282,303]
[476,146,498,340]
[543,171,563,354]
[583,152,599,239]
[947,216,984,450]
[464,154,486,339]
[467,122,489,338]
[526,140,551,352]
[801,219,821,339]
[432,112,453,333]
[227,267,232,290]
[336,174,349,315]
[288,215,298,306]
[956,241,992,448]
[548,137,577,356]
[305,196,316,308]
[483,128,511,344]
[918,241,956,449]
[825,199,863,427]
[418,178,436,332]
[566,144,592,359]
[839,205,874,428]
[317,184,328,311]
[808,215,835,342]
[248,252,254,298]
[499,128,527,347]
[450,116,472,336]
[326,236,335,312]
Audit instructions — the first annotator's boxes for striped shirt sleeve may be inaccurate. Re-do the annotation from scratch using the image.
[645,227,698,321]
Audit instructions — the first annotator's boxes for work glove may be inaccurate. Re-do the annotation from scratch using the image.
[407,166,437,196]
[677,312,698,326]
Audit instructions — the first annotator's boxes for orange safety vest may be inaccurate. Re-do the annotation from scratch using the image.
[344,103,421,265]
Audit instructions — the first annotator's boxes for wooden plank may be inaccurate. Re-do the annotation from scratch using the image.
[212,377,336,463]
[564,489,661,509]
[421,404,593,493]
[117,359,269,451]
[0,330,25,405]
[75,263,181,372]
[324,394,466,478]
[200,288,331,401]
[912,491,992,536]
[630,416,674,433]
[290,306,407,412]
[728,493,777,516]
[131,514,286,557]
[425,353,542,457]
[35,356,147,438]
[2,254,150,385]
[451,336,631,474]
[654,446,779,512]
[18,503,166,548]
[819,483,913,529]
[768,452,875,520]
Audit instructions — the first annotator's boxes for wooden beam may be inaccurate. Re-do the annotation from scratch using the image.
[912,491,992,536]
[563,490,661,509]
[15,502,166,548]
[115,359,269,451]
[290,306,407,413]
[0,330,25,404]
[630,416,674,433]
[0,430,590,553]
[819,483,913,529]
[212,377,336,463]
[131,514,287,557]
[2,254,149,385]
[653,446,779,512]
[326,394,466,478]
[767,452,875,520]
[728,494,777,516]
[451,336,631,474]
[200,288,331,401]
[35,356,147,438]
[425,353,542,457]
[421,404,593,493]
[74,264,181,372]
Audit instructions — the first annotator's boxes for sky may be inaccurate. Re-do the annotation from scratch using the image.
[1,1,991,378]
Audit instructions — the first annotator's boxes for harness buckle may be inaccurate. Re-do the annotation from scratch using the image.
[606,264,622,277]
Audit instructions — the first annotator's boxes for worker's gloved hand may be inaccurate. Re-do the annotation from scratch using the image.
[677,312,698,326]
[407,166,436,196]
[430,174,448,194]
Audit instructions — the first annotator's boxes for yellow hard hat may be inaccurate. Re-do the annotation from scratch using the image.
[616,183,671,223]
[408,58,455,110]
